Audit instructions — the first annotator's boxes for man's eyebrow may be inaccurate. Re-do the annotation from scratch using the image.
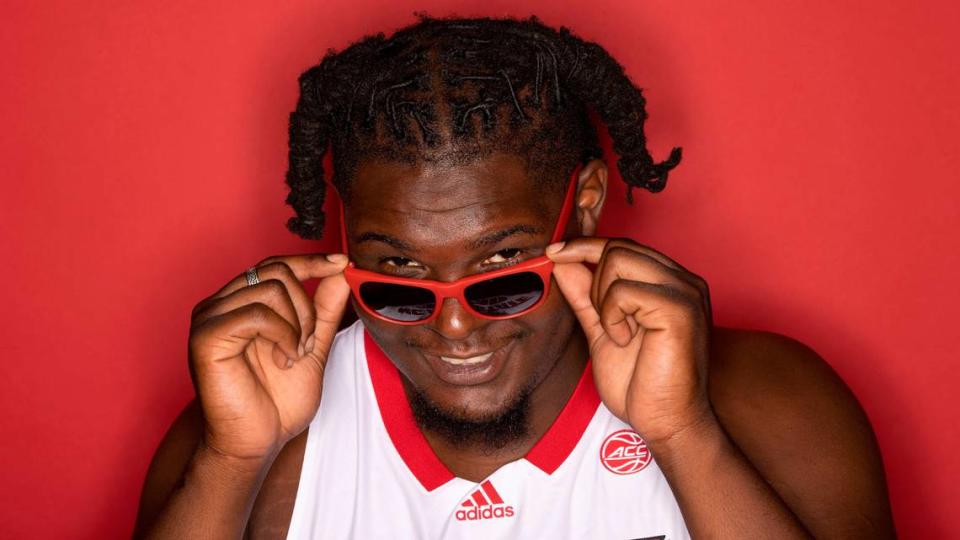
[355,232,415,251]
[470,225,544,250]
[355,226,544,251]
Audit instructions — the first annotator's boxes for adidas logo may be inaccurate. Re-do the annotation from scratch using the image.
[455,480,515,521]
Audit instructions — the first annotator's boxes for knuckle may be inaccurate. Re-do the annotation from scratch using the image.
[605,245,633,260]
[604,279,640,307]
[607,278,633,295]
[605,237,645,255]
[244,302,272,322]
[668,285,702,311]
[191,297,212,319]
[674,279,702,301]
[601,246,638,272]
[259,261,293,281]
[690,273,711,296]
[258,278,288,299]
[246,302,298,338]
[607,236,636,248]
[187,321,212,354]
[256,254,287,266]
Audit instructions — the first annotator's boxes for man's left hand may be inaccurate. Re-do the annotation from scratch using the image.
[546,237,716,445]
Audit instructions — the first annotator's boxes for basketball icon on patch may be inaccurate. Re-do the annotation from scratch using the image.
[600,429,652,475]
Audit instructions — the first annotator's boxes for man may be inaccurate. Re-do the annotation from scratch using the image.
[135,15,895,538]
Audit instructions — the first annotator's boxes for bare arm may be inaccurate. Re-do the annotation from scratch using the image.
[640,328,895,538]
[133,400,277,539]
[140,443,277,539]
[133,400,202,538]
[650,410,812,537]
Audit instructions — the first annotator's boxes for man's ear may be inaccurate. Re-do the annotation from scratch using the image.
[576,159,608,236]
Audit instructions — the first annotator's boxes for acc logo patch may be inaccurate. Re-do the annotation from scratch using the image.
[600,429,652,475]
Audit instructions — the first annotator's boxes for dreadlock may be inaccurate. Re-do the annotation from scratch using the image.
[285,14,682,239]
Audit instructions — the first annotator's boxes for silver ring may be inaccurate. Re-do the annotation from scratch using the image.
[244,267,260,286]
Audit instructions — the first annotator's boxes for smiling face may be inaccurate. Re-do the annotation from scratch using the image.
[343,153,590,433]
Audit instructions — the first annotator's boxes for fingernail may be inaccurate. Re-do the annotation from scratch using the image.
[305,333,315,353]
[325,253,348,265]
[286,357,294,369]
[545,242,565,255]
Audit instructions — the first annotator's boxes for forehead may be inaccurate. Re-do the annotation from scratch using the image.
[344,154,556,244]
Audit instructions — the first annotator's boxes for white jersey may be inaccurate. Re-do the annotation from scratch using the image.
[286,321,690,539]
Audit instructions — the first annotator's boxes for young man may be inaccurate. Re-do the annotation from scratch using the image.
[135,15,895,539]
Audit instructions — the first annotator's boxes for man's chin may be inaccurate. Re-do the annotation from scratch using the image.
[408,386,532,450]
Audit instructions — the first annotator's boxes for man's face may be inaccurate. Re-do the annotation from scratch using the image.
[344,153,580,425]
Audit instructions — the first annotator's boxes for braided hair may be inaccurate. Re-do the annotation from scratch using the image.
[285,14,682,239]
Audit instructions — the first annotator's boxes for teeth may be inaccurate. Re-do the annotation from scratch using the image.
[439,352,493,365]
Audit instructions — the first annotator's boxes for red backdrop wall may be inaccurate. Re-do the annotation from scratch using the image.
[2,1,957,538]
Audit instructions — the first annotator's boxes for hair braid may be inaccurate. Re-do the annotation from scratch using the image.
[558,27,682,201]
[284,66,332,239]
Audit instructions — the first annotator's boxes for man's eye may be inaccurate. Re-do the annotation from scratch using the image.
[483,248,523,265]
[383,256,423,268]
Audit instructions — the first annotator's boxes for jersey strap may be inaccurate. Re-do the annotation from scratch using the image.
[364,330,601,491]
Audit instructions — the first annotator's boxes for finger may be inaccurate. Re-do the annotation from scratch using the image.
[593,247,699,313]
[246,335,295,379]
[545,237,609,265]
[599,279,703,347]
[592,239,711,326]
[206,255,349,346]
[193,279,301,346]
[248,262,315,349]
[603,238,690,273]
[303,271,351,366]
[190,302,300,369]
[269,253,350,281]
[554,237,711,333]
[551,261,606,349]
[279,255,351,343]
[211,253,349,300]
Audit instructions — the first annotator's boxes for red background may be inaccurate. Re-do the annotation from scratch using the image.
[2,1,957,538]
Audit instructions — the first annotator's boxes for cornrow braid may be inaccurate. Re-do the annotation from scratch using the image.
[285,14,682,239]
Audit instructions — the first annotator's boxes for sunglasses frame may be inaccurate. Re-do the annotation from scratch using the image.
[337,164,582,325]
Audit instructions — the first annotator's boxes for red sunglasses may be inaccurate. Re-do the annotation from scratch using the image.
[336,165,581,325]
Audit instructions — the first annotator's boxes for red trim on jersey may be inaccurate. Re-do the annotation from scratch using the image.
[364,329,600,490]
[364,331,455,491]
[524,359,601,474]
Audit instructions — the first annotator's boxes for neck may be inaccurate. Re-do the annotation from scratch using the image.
[409,328,589,482]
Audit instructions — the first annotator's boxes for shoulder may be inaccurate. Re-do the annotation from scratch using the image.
[708,326,852,415]
[706,326,896,538]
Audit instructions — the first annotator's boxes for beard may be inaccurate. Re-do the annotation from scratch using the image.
[407,385,533,452]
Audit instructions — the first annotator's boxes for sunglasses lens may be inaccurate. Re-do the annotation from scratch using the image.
[464,272,545,317]
[358,282,436,322]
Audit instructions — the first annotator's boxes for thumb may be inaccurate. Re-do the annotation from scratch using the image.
[305,265,351,360]
[552,261,605,348]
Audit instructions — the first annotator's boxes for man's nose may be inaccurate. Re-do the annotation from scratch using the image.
[431,297,482,340]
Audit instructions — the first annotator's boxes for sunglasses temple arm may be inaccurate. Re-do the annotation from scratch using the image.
[327,182,350,257]
[549,164,582,243]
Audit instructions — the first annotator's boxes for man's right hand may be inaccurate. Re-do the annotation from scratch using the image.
[187,253,351,463]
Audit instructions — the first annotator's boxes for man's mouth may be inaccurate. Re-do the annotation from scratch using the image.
[438,352,494,366]
[421,344,514,386]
